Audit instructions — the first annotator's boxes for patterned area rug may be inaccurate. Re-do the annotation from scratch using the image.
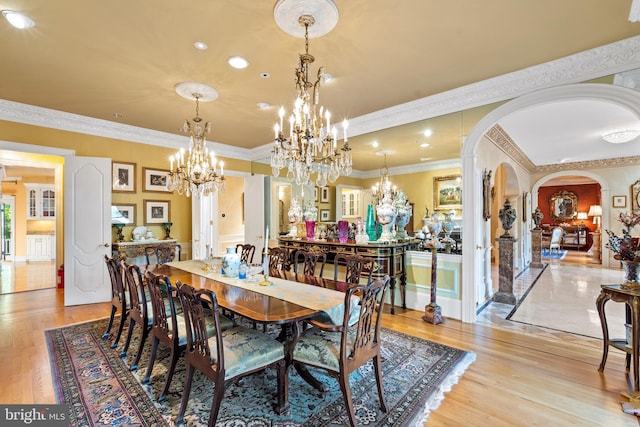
[46,317,474,426]
[541,249,568,260]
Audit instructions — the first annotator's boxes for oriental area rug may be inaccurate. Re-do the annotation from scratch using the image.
[46,317,474,426]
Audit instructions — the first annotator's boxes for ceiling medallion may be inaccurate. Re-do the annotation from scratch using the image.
[602,130,640,144]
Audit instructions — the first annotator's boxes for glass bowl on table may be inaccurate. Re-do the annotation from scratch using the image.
[247,263,264,282]
[203,256,223,274]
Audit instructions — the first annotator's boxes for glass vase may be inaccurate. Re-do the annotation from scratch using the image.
[338,220,349,243]
[366,204,376,241]
[305,221,316,240]
[622,260,640,287]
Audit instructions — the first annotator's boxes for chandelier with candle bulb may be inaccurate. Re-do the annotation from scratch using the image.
[168,91,225,197]
[371,153,397,203]
[270,11,351,187]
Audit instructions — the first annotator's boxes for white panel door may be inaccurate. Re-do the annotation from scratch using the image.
[64,156,112,306]
[244,175,266,256]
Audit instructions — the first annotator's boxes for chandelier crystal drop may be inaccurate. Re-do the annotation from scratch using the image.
[371,154,397,203]
[167,93,225,197]
[270,14,351,187]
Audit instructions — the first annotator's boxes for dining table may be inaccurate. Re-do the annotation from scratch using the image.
[149,260,353,414]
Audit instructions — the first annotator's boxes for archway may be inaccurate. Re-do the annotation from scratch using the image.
[461,83,640,323]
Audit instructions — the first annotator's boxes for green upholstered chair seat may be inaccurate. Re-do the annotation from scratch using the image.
[293,327,355,371]
[207,326,285,379]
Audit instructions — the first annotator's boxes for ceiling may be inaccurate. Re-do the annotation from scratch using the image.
[0,1,639,173]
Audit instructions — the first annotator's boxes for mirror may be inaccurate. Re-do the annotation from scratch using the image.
[549,190,577,222]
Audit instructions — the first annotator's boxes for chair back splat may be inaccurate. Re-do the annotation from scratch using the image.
[293,249,327,277]
[145,244,181,265]
[333,254,374,285]
[289,275,391,427]
[268,247,289,271]
[121,263,151,370]
[236,244,256,264]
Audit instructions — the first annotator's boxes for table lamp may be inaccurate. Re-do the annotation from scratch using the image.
[588,205,603,231]
[577,212,588,226]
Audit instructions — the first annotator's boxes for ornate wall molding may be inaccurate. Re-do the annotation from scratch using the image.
[484,125,537,173]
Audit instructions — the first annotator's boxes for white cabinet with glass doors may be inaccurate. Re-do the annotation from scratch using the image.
[25,184,55,220]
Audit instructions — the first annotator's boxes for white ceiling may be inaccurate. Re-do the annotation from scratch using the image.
[0,1,639,172]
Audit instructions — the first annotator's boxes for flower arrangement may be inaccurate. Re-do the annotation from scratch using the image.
[303,201,317,222]
[605,212,640,261]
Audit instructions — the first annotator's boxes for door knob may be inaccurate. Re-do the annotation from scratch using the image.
[103,243,110,247]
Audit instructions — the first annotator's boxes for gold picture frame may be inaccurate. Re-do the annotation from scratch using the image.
[143,167,171,192]
[144,200,170,224]
[632,179,640,214]
[434,175,462,210]
[112,161,136,192]
[111,204,136,225]
[612,195,627,209]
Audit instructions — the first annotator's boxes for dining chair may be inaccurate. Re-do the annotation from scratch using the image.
[120,263,152,371]
[549,226,564,253]
[175,282,287,426]
[235,243,256,264]
[333,254,374,285]
[145,244,181,265]
[103,255,128,349]
[293,249,327,277]
[268,247,289,271]
[288,275,390,427]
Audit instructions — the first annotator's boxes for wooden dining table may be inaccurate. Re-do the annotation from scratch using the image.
[147,261,352,414]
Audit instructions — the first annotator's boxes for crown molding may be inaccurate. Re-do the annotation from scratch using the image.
[1,36,639,171]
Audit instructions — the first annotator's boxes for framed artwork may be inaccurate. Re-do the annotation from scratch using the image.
[613,195,627,209]
[143,167,171,192]
[314,186,319,202]
[321,186,330,203]
[144,200,170,224]
[112,161,136,192]
[320,209,330,221]
[632,179,640,214]
[111,204,136,225]
[522,191,529,223]
[434,175,462,210]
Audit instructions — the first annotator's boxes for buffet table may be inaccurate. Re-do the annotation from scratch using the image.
[277,238,418,314]
[112,239,178,265]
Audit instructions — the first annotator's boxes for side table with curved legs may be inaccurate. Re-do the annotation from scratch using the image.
[596,284,638,391]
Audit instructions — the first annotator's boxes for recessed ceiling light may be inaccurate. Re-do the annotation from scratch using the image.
[371,141,379,148]
[423,129,433,137]
[228,56,249,69]
[420,157,431,162]
[193,41,208,50]
[420,143,430,148]
[602,130,640,144]
[2,10,35,29]
[260,72,270,78]
[112,113,124,119]
[257,102,271,109]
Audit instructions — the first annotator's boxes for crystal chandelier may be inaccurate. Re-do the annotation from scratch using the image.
[371,154,397,203]
[168,93,225,197]
[270,13,352,187]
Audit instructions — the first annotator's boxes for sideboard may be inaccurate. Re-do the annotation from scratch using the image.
[277,238,418,314]
[541,225,588,250]
[112,239,179,265]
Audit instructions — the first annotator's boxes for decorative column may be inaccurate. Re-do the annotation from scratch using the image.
[531,206,544,268]
[591,231,602,264]
[423,217,444,324]
[493,199,518,305]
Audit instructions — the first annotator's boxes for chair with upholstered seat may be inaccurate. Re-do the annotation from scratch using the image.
[175,282,287,426]
[120,263,152,370]
[288,275,390,427]
[103,255,128,349]
[549,226,564,253]
[293,249,326,277]
[235,243,256,264]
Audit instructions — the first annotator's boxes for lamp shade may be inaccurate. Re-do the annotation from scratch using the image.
[588,205,603,217]
[577,212,588,220]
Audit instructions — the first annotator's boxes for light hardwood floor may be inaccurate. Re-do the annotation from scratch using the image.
[0,262,638,426]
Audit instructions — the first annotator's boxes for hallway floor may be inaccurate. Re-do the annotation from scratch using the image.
[0,261,56,294]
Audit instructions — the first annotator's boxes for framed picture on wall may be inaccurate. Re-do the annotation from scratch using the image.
[632,179,640,214]
[143,168,171,192]
[321,186,329,203]
[144,200,170,224]
[613,195,627,208]
[111,204,136,225]
[320,209,330,221]
[434,175,462,210]
[112,161,136,192]
[314,186,319,202]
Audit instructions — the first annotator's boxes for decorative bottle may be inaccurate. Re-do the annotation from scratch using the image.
[222,246,240,278]
[366,204,376,241]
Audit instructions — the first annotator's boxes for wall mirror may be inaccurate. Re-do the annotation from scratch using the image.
[550,190,577,222]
